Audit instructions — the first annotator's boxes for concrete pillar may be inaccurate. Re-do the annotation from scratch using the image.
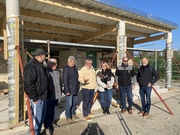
[127,38,134,59]
[70,48,77,66]
[70,48,77,57]
[59,50,70,69]
[6,0,20,124]
[116,21,126,66]
[165,32,173,89]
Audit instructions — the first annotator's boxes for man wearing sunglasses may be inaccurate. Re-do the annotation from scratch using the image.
[115,57,136,114]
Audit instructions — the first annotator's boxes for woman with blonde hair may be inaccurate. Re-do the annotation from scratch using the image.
[97,62,115,114]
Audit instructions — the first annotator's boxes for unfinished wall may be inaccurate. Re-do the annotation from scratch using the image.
[0,43,7,74]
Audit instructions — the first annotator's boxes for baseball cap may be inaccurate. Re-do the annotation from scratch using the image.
[34,48,48,56]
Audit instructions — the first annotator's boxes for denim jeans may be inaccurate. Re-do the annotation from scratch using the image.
[30,99,47,135]
[44,99,58,128]
[139,86,152,113]
[65,94,77,119]
[99,89,112,108]
[119,85,132,110]
[82,89,94,117]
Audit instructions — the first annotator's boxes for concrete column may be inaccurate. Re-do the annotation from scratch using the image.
[165,32,173,89]
[70,48,78,66]
[127,38,134,59]
[6,0,20,124]
[70,48,77,57]
[116,21,126,66]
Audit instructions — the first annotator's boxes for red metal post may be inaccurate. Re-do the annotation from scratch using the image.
[15,46,35,135]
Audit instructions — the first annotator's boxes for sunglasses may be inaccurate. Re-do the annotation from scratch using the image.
[123,60,128,62]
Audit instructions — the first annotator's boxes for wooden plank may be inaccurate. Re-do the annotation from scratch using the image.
[3,30,7,60]
[14,18,20,124]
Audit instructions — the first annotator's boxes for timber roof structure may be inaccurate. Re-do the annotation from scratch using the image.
[0,0,178,48]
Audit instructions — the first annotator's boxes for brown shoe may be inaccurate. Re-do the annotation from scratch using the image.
[84,116,92,121]
[67,118,75,124]
[121,110,126,114]
[143,112,149,117]
[128,110,133,114]
[138,111,144,116]
[72,115,80,119]
[88,113,95,118]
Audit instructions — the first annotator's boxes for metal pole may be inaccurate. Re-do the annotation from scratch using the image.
[47,40,50,59]
[6,0,20,124]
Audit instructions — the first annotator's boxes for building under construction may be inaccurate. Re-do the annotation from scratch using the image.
[0,0,178,126]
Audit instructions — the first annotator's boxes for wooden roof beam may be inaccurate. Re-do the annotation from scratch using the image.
[24,31,74,41]
[85,39,116,46]
[20,7,101,30]
[73,24,116,43]
[126,30,150,37]
[35,0,171,33]
[133,34,166,44]
[24,22,85,36]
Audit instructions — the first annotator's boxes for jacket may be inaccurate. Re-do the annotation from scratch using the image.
[115,64,136,86]
[24,58,48,102]
[97,69,115,92]
[62,65,80,95]
[78,66,97,89]
[137,64,159,86]
[46,68,62,100]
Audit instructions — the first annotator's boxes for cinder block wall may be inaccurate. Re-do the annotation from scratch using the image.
[0,43,7,74]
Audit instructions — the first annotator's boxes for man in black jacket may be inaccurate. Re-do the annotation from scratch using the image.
[115,57,136,114]
[137,57,159,117]
[24,48,48,135]
[63,56,80,124]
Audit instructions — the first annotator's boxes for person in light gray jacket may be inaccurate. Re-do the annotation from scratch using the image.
[97,62,115,114]
[44,58,62,133]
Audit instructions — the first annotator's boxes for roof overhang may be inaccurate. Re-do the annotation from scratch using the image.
[0,0,178,48]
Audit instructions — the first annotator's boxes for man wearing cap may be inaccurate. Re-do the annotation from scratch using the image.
[24,48,48,135]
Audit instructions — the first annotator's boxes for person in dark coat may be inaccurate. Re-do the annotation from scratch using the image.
[137,57,159,117]
[63,56,80,124]
[24,48,48,135]
[115,57,136,114]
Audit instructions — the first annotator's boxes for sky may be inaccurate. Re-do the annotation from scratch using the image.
[111,0,180,50]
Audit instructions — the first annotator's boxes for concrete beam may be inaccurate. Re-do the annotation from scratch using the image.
[133,34,166,44]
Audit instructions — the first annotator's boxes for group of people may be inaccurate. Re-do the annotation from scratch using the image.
[24,48,159,135]
[115,57,159,117]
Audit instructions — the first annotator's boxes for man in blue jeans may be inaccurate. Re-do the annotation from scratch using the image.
[137,57,159,117]
[63,56,80,124]
[24,48,48,135]
[115,57,136,114]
